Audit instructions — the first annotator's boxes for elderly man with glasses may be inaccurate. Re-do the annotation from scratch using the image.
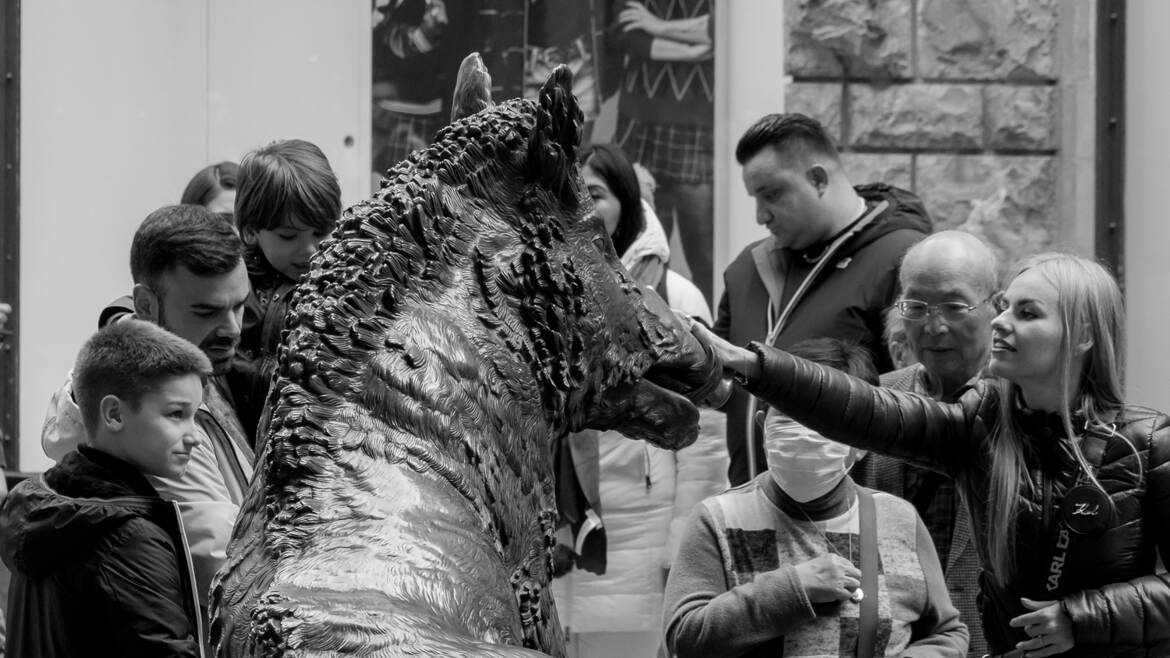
[852,229,998,657]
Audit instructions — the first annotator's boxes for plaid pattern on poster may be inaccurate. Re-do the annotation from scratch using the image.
[614,115,714,185]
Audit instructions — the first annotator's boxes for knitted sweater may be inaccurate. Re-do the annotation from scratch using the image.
[610,0,714,126]
[663,475,967,657]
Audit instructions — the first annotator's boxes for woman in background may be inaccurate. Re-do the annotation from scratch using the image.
[180,161,239,214]
[552,143,727,658]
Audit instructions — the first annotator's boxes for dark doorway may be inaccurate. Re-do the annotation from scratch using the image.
[1,0,20,470]
[1097,0,1125,285]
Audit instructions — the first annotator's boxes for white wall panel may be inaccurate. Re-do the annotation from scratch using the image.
[713,0,784,306]
[20,2,209,471]
[18,2,370,470]
[207,0,371,208]
[1125,1,1170,412]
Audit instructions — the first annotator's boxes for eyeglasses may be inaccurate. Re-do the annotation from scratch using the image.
[895,294,995,323]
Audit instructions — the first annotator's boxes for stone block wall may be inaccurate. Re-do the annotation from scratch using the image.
[784,0,1065,266]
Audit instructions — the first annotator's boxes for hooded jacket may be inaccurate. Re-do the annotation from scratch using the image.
[0,447,204,658]
[42,373,252,612]
[743,344,1170,656]
[552,202,728,638]
[713,183,932,486]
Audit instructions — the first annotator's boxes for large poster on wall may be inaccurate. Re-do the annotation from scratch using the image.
[371,0,715,303]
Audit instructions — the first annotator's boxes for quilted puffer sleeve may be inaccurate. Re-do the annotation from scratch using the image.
[741,342,995,478]
[1062,411,1170,648]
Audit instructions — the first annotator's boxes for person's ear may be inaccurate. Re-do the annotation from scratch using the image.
[1074,324,1094,355]
[848,448,868,469]
[99,395,124,431]
[240,226,258,246]
[132,283,160,323]
[806,165,829,197]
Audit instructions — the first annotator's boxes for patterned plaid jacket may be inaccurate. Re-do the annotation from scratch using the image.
[851,364,986,657]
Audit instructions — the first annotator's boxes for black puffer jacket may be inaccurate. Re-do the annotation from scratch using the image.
[0,447,203,658]
[743,343,1170,657]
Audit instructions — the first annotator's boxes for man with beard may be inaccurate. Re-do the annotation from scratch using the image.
[41,204,253,616]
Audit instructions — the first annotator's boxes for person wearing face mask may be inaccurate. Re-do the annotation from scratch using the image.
[696,253,1170,657]
[663,338,967,658]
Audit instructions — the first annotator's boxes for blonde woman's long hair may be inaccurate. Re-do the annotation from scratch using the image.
[986,253,1127,578]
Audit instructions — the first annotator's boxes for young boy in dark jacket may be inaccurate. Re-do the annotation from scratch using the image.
[1,320,211,657]
[230,138,341,443]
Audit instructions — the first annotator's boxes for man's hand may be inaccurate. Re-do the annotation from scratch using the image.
[1009,597,1075,657]
[0,302,10,331]
[794,553,861,604]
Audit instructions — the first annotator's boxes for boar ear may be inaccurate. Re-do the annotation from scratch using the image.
[527,64,583,208]
[451,52,494,123]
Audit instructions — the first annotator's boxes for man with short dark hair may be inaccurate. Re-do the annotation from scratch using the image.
[852,230,999,657]
[42,204,253,613]
[714,112,932,486]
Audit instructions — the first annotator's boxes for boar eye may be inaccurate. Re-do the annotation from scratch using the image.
[592,235,612,252]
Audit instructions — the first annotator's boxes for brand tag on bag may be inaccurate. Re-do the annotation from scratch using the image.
[1060,484,1115,535]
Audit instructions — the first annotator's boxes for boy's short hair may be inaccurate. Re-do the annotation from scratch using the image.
[787,337,879,386]
[235,139,342,234]
[129,205,245,290]
[73,320,212,436]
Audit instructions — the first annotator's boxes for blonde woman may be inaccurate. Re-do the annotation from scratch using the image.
[693,253,1170,658]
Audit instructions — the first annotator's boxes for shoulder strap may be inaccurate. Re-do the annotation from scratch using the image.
[655,267,670,303]
[205,380,255,472]
[857,487,879,658]
[196,408,249,505]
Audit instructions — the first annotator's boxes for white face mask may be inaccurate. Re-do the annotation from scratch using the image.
[763,409,865,503]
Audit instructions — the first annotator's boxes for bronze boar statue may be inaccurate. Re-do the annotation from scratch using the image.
[210,54,726,657]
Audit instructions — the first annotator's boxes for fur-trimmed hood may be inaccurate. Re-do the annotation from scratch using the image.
[620,199,671,279]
